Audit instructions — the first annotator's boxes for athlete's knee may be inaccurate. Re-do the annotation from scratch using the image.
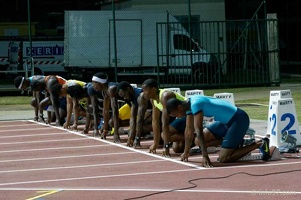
[218,149,233,163]
[108,118,114,127]
[218,154,229,163]
[31,98,38,107]
[172,142,184,153]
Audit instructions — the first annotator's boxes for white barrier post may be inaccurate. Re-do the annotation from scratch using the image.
[213,92,235,105]
[267,90,292,141]
[185,89,204,98]
[164,87,181,94]
[268,98,301,147]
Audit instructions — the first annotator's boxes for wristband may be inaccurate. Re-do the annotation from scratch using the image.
[135,136,140,141]
[164,142,172,148]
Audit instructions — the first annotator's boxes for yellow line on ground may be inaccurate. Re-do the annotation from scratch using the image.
[26,190,61,200]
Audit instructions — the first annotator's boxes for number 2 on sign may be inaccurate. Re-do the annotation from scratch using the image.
[271,113,296,135]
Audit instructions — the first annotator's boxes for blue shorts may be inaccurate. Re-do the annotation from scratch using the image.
[169,116,186,133]
[206,108,249,149]
[59,97,67,110]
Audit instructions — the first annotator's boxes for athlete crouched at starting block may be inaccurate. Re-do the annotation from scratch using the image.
[166,95,279,168]
[112,81,153,148]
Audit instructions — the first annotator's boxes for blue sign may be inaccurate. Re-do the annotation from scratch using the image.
[26,45,64,56]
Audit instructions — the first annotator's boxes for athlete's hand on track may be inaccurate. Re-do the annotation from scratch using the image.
[63,122,70,129]
[56,119,62,127]
[71,124,78,131]
[39,115,45,123]
[82,128,89,134]
[133,138,141,148]
[93,129,99,137]
[180,152,190,162]
[100,129,109,139]
[113,133,121,143]
[162,147,171,157]
[202,156,214,168]
[126,138,134,147]
[149,144,157,154]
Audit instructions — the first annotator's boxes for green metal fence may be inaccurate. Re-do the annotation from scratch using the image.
[156,18,280,89]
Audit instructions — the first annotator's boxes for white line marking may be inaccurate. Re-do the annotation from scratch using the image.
[0,188,300,195]
[0,144,108,154]
[0,120,27,123]
[0,123,41,128]
[249,103,269,107]
[31,120,206,170]
[0,127,52,132]
[0,120,299,192]
[0,132,70,139]
[0,151,137,164]
[0,137,90,145]
[1,161,301,187]
[0,168,199,186]
[0,159,164,173]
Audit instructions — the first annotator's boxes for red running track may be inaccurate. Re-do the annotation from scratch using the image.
[0,120,300,200]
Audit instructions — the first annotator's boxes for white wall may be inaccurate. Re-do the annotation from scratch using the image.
[102,0,227,70]
[130,0,225,21]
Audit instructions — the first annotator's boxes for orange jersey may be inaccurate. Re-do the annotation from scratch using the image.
[45,75,67,91]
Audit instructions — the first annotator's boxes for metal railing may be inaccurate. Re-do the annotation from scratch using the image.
[156,19,280,89]
[0,57,34,78]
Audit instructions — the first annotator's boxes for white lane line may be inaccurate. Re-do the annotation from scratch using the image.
[30,120,206,170]
[0,137,90,145]
[0,159,164,173]
[0,144,108,154]
[0,188,299,195]
[0,132,71,139]
[0,123,42,128]
[31,122,301,171]
[0,127,52,132]
[189,154,300,169]
[249,103,269,107]
[1,161,301,187]
[0,168,199,186]
[4,121,297,172]
[0,120,27,123]
[0,151,137,164]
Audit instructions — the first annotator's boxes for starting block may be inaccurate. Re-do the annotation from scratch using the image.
[267,90,292,139]
[267,90,301,147]
[185,89,204,98]
[269,90,292,100]
[213,92,235,105]
[164,87,181,94]
[244,127,256,145]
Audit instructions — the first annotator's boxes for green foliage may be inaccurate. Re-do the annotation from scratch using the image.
[0,96,32,105]
[203,88,301,122]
